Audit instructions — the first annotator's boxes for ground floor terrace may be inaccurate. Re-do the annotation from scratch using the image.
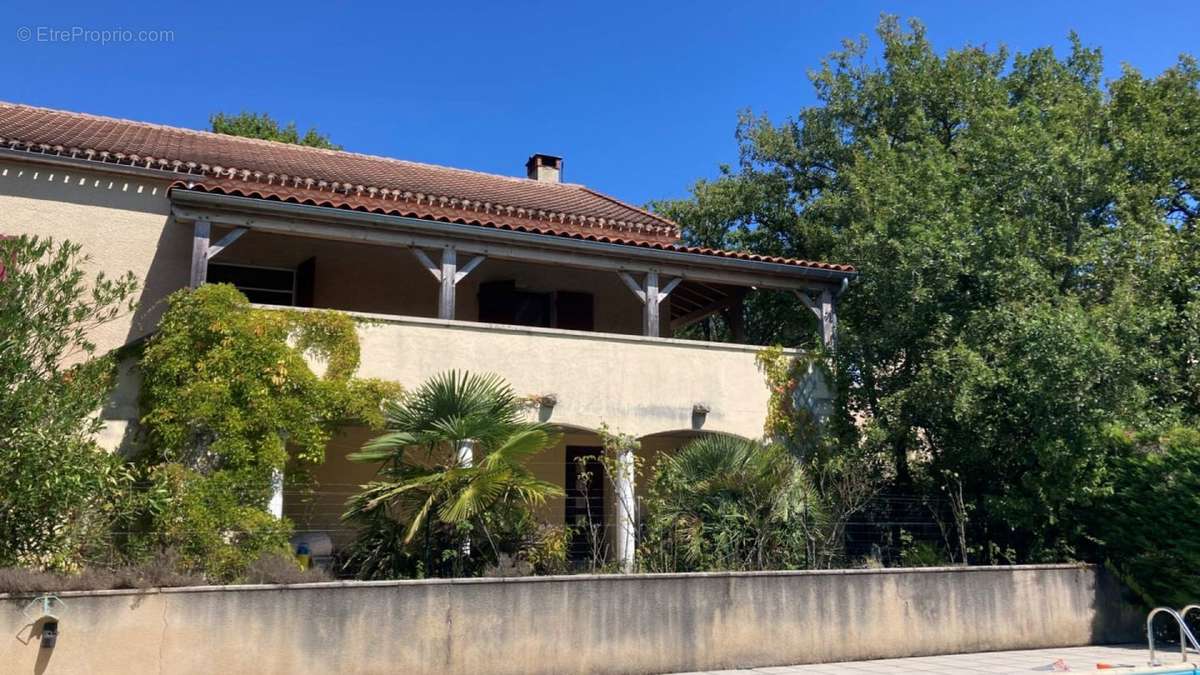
[285,423,711,568]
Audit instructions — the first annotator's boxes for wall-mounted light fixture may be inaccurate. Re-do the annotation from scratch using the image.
[23,595,65,650]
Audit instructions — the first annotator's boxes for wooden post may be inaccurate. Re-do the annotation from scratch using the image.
[619,270,680,338]
[439,246,457,320]
[819,288,836,352]
[189,220,210,288]
[413,246,485,321]
[794,287,838,351]
[643,270,660,337]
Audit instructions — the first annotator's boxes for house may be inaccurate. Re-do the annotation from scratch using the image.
[0,102,855,569]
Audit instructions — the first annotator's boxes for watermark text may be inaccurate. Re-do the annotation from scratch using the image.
[16,26,175,44]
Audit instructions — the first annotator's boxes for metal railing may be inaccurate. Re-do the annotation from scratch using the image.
[1147,606,1200,666]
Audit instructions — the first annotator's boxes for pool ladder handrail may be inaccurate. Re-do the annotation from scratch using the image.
[1147,606,1200,666]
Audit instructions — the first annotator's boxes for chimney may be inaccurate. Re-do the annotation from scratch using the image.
[526,154,562,183]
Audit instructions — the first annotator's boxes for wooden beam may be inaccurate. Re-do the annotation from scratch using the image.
[189,220,210,288]
[793,289,836,349]
[455,255,486,283]
[618,271,646,303]
[412,248,441,281]
[669,292,705,313]
[439,246,457,320]
[171,202,846,294]
[207,227,247,259]
[670,293,740,330]
[658,276,682,302]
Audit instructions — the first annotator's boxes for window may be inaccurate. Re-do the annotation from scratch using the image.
[207,263,295,306]
[478,281,594,330]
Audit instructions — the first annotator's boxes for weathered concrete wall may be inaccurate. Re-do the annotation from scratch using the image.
[1,565,1140,675]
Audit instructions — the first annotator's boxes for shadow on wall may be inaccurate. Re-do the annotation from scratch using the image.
[1090,565,1148,645]
[0,161,191,348]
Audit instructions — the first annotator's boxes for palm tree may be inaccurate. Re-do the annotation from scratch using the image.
[644,434,821,571]
[344,371,563,562]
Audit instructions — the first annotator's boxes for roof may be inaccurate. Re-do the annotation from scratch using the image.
[0,102,855,274]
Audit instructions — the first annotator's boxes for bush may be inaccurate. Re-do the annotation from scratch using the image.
[1086,427,1200,607]
[244,553,330,585]
[133,284,400,581]
[640,434,817,572]
[0,553,204,594]
[0,236,137,571]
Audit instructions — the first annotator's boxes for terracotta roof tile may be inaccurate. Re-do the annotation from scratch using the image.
[0,101,855,274]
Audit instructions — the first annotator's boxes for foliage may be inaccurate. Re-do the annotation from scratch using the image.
[0,553,204,593]
[640,434,817,572]
[0,236,137,571]
[210,111,341,150]
[652,15,1200,573]
[344,371,562,577]
[135,284,399,580]
[755,346,829,455]
[244,552,331,585]
[1083,427,1200,607]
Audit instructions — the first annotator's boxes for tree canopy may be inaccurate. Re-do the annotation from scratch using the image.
[210,111,341,149]
[652,16,1200,576]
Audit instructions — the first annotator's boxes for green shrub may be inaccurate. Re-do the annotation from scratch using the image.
[640,434,817,572]
[0,236,137,571]
[1086,427,1200,607]
[134,284,400,581]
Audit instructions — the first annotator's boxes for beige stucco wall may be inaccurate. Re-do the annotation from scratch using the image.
[0,565,1140,674]
[341,309,782,439]
[0,159,189,356]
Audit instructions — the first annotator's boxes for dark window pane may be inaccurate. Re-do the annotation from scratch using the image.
[208,264,294,292]
[241,289,294,306]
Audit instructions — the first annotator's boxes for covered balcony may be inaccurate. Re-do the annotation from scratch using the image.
[170,187,855,567]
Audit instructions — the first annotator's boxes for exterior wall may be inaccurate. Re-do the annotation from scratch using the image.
[0,565,1141,675]
[343,309,783,439]
[283,426,381,549]
[0,159,188,357]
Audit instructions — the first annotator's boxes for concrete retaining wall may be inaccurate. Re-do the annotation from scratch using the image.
[2,565,1140,674]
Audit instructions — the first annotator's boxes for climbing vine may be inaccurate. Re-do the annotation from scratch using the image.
[131,283,401,579]
[755,346,828,455]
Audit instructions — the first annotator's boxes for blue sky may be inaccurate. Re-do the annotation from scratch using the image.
[4,1,1198,207]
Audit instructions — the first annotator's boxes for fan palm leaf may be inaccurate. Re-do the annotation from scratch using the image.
[344,371,563,552]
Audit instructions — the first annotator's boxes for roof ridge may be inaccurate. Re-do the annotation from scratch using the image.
[0,100,603,192]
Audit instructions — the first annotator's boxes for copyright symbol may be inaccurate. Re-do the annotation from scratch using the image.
[16,26,31,42]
